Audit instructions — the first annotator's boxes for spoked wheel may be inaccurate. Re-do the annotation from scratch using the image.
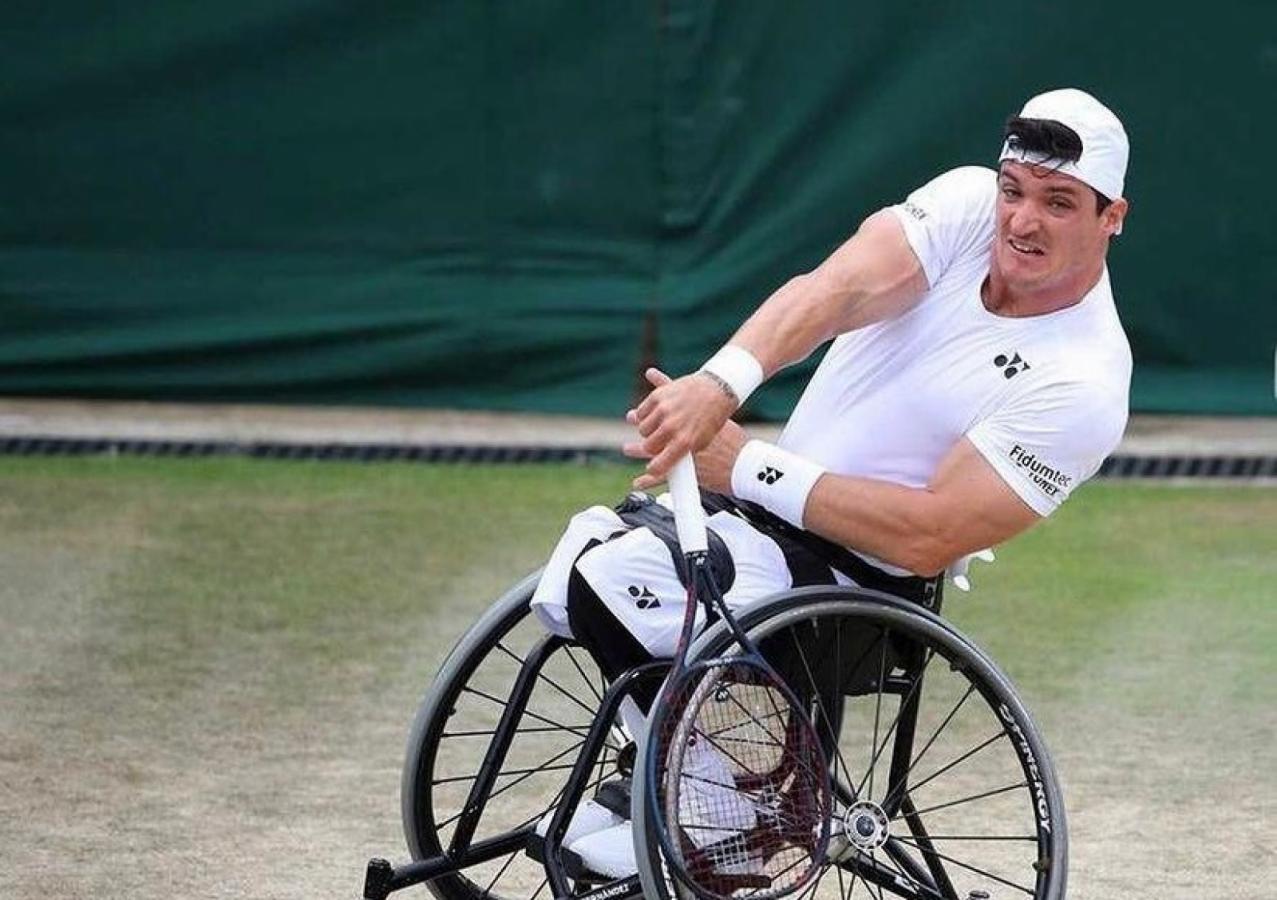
[635,587,1067,900]
[402,573,631,900]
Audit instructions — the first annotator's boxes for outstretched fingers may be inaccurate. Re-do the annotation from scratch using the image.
[634,367,674,418]
[645,441,690,484]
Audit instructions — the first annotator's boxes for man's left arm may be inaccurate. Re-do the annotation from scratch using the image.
[684,422,1039,576]
[799,438,1040,576]
[686,373,1127,574]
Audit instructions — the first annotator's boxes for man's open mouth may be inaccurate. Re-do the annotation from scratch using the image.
[1008,238,1044,256]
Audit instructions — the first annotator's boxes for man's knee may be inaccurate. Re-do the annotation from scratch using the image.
[566,545,662,708]
[530,505,627,637]
[564,559,607,641]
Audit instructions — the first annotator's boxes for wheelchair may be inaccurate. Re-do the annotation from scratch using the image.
[364,566,1068,900]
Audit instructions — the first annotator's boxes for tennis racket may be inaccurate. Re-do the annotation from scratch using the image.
[646,457,832,900]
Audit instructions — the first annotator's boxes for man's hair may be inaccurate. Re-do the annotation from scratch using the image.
[1003,116,1113,213]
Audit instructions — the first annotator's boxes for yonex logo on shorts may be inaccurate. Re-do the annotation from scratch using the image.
[994,352,1031,379]
[758,466,784,485]
[626,584,660,609]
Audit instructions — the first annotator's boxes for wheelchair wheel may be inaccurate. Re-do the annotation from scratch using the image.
[401,572,629,900]
[634,586,1068,900]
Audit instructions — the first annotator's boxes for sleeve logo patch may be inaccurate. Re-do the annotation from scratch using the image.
[900,201,928,221]
[1008,444,1072,497]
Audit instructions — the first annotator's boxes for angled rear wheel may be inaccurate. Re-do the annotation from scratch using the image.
[635,587,1068,900]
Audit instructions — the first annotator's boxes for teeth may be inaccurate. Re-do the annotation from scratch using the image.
[1009,239,1040,255]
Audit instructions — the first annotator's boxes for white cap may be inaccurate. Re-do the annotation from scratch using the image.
[999,88,1129,201]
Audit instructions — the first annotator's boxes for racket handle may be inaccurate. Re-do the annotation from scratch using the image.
[668,456,708,555]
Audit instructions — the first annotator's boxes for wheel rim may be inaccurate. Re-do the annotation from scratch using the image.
[639,592,1067,900]
[404,591,627,900]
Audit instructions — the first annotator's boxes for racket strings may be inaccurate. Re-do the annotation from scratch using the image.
[658,660,830,899]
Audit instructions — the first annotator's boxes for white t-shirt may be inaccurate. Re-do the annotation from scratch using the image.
[779,166,1131,518]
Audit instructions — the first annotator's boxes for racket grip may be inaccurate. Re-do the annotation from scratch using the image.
[668,456,708,555]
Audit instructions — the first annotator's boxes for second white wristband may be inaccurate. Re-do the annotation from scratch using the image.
[731,440,827,529]
[699,345,764,407]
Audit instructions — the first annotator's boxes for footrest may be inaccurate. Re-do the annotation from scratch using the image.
[526,819,611,884]
[363,858,394,900]
[593,779,632,819]
[562,846,604,882]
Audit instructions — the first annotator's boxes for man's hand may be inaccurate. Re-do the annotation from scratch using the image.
[624,418,748,492]
[691,420,749,493]
[623,367,738,488]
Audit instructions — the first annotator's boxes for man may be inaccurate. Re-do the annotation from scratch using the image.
[530,88,1132,877]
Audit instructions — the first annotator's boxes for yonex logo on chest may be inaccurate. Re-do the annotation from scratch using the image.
[994,352,1031,379]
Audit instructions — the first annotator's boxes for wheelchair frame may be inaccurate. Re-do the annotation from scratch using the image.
[364,574,1067,900]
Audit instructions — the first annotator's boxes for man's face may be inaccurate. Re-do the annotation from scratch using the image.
[993,161,1125,294]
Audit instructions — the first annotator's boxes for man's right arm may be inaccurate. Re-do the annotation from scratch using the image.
[630,209,928,484]
[727,209,929,377]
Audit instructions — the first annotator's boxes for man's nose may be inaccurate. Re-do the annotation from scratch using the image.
[1008,202,1041,235]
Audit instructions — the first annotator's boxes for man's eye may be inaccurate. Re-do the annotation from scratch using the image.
[1001,187,1020,198]
[1050,199,1073,211]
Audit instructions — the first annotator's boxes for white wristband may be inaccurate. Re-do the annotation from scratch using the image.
[699,345,764,407]
[731,440,826,528]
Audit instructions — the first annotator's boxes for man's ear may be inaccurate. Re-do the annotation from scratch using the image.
[1103,197,1129,237]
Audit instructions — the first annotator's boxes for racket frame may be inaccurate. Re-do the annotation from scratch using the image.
[644,459,833,900]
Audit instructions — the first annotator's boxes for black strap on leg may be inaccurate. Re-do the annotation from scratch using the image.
[700,491,945,611]
[566,564,664,712]
[613,492,736,592]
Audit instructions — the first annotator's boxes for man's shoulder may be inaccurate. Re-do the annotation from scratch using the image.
[1010,286,1132,416]
[1053,276,1133,380]
[898,166,996,217]
[931,165,999,188]
[908,166,998,207]
[1017,329,1132,420]
[892,167,998,286]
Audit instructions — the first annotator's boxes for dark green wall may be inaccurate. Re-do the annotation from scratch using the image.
[3,2,1274,415]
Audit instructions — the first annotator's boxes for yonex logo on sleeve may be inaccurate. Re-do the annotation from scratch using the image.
[994,352,1031,379]
[626,584,660,609]
[900,202,928,221]
[758,466,784,485]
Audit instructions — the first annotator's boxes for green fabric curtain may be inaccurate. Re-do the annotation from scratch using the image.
[2,2,1273,415]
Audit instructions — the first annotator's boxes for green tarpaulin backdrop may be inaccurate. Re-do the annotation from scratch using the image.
[3,2,1274,415]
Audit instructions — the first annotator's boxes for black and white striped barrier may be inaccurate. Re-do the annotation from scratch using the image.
[0,435,1273,479]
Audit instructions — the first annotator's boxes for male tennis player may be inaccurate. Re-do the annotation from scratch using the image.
[531,88,1132,877]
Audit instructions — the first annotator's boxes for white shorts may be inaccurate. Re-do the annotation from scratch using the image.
[530,495,812,657]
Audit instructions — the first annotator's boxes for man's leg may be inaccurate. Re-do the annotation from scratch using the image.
[566,565,665,712]
[567,525,709,710]
[558,513,798,877]
[530,505,628,639]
